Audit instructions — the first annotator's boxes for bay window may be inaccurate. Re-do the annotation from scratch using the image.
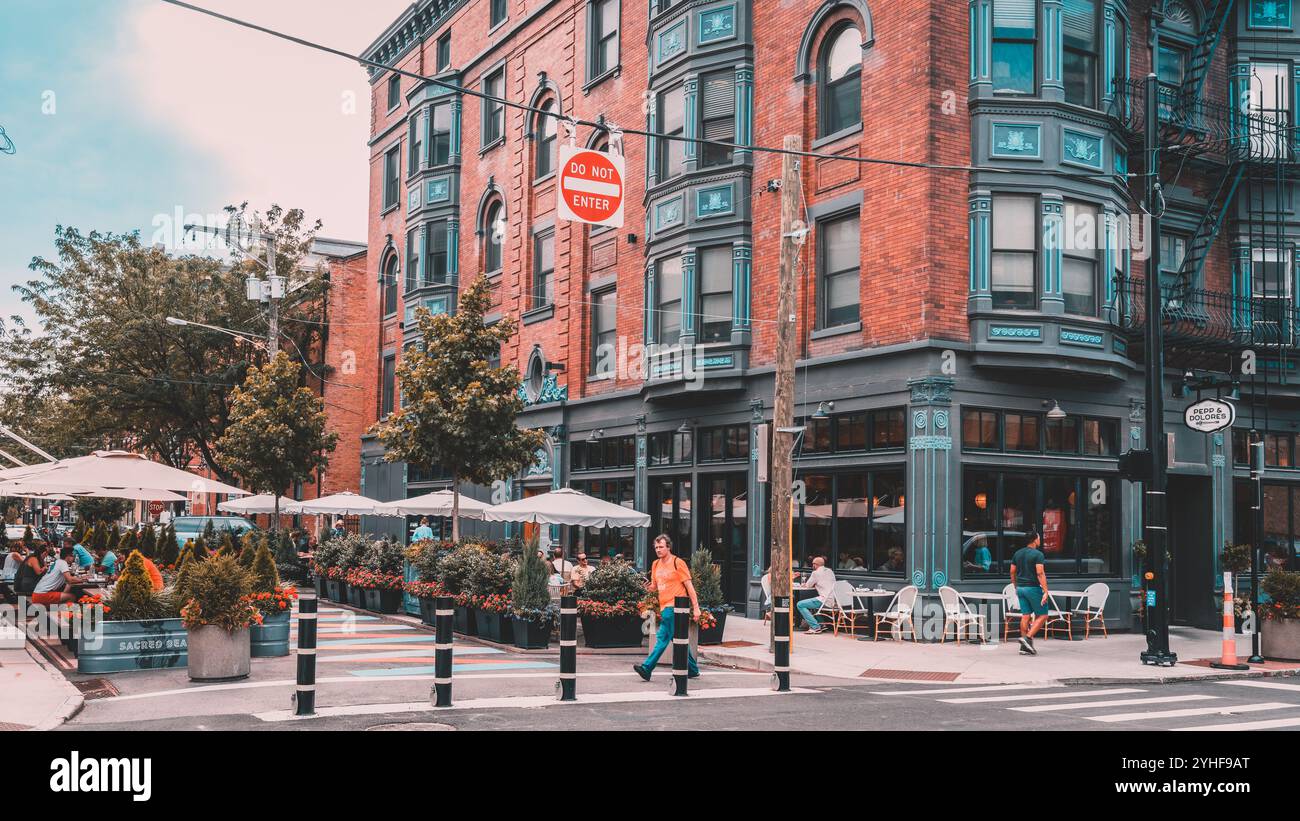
[992,0,1036,95]
[991,194,1036,309]
[1063,0,1099,108]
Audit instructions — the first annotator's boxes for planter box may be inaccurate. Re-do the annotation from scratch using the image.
[580,613,644,648]
[512,617,551,649]
[475,609,514,643]
[346,583,365,609]
[77,618,187,674]
[250,611,291,658]
[314,576,326,600]
[453,605,477,636]
[419,598,438,627]
[1263,617,1300,661]
[697,610,728,646]
[188,625,250,681]
[323,579,342,602]
[364,588,403,614]
[402,561,421,616]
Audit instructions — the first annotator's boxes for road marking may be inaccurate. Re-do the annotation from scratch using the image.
[1173,715,1300,731]
[1218,679,1300,693]
[939,687,1144,704]
[314,647,505,663]
[292,624,413,633]
[350,661,558,677]
[317,636,439,647]
[1087,702,1299,723]
[1008,694,1216,713]
[872,683,1064,696]
[253,686,819,722]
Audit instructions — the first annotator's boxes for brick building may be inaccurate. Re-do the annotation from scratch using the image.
[356,0,1300,628]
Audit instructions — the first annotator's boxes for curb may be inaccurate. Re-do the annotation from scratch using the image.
[23,643,84,731]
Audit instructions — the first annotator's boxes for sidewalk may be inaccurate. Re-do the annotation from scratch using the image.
[0,634,84,731]
[697,616,1300,685]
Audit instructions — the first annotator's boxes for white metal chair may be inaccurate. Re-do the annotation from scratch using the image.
[809,585,842,632]
[1002,583,1022,641]
[760,575,772,623]
[1043,593,1073,640]
[1072,582,1110,639]
[938,586,987,643]
[830,581,871,636]
[874,585,919,642]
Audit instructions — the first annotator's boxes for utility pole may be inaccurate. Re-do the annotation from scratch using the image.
[770,135,802,654]
[265,235,280,354]
[1249,432,1265,663]
[185,222,284,355]
[1140,72,1177,666]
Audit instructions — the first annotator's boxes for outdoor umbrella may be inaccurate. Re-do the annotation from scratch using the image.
[483,487,651,528]
[217,493,300,515]
[288,491,399,517]
[373,489,491,519]
[0,483,187,502]
[0,451,248,497]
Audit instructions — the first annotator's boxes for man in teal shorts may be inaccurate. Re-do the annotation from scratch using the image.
[1009,529,1050,655]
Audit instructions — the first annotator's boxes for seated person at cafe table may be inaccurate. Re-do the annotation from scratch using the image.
[93,543,118,577]
[68,535,94,570]
[12,543,48,596]
[31,546,84,605]
[795,556,837,634]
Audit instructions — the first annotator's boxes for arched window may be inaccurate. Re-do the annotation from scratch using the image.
[819,25,862,137]
[483,199,505,274]
[536,100,557,178]
[382,254,399,317]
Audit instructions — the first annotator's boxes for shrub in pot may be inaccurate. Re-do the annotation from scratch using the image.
[577,559,647,648]
[690,548,731,645]
[181,554,259,681]
[438,542,489,635]
[77,550,186,674]
[348,538,405,613]
[1261,569,1300,661]
[247,539,296,657]
[311,537,344,600]
[510,547,556,649]
[469,548,515,642]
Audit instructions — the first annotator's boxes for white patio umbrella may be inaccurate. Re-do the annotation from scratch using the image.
[0,450,248,497]
[0,483,186,502]
[217,493,300,515]
[484,487,651,528]
[373,489,491,519]
[288,491,399,517]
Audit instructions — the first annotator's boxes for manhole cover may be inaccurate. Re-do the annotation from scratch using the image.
[73,678,120,700]
[366,722,456,732]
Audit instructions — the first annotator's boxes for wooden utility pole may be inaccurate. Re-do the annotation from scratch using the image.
[770,135,802,626]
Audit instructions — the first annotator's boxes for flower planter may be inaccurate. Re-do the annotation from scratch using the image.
[187,625,250,681]
[511,617,551,649]
[475,609,514,643]
[346,583,365,609]
[580,613,644,648]
[402,561,421,617]
[323,578,342,602]
[419,598,438,627]
[1262,617,1300,661]
[363,588,403,614]
[697,610,728,645]
[250,611,291,658]
[77,618,187,674]
[314,575,326,600]
[453,605,477,636]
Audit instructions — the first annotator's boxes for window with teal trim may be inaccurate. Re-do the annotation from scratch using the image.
[1063,0,1099,108]
[405,228,422,292]
[794,469,905,573]
[431,102,452,167]
[658,85,686,179]
[992,0,1036,95]
[426,222,449,286]
[656,255,683,345]
[699,71,736,168]
[697,246,732,343]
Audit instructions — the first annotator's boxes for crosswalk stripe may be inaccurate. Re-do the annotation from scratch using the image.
[1173,715,1300,732]
[1009,695,1217,713]
[1087,702,1300,723]
[1218,679,1300,693]
[872,683,1064,696]
[940,687,1144,704]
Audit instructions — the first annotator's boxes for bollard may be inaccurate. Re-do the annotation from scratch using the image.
[433,595,454,707]
[772,595,791,692]
[1211,572,1249,671]
[294,593,317,716]
[671,596,690,696]
[558,595,577,701]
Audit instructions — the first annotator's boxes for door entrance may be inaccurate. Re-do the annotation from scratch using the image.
[650,477,693,562]
[1168,475,1216,628]
[700,473,749,609]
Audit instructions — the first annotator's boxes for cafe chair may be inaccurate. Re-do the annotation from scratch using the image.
[1001,583,1023,641]
[938,586,987,643]
[1042,594,1072,640]
[1072,582,1109,639]
[830,580,870,636]
[761,575,772,623]
[874,585,919,642]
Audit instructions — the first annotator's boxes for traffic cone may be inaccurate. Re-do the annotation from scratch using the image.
[1211,572,1249,670]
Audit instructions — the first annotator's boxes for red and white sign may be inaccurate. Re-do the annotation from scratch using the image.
[148,500,166,517]
[556,145,625,228]
[48,505,61,518]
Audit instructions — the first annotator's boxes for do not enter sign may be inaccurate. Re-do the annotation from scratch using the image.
[557,145,625,228]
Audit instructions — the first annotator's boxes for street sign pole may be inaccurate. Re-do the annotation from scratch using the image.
[1249,434,1265,664]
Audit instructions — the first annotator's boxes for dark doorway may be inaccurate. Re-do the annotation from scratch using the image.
[700,473,748,609]
[650,477,693,562]
[1168,475,1216,628]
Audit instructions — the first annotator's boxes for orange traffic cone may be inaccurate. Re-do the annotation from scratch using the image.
[1211,572,1249,671]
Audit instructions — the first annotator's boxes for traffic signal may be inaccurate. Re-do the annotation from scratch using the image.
[1118,449,1153,483]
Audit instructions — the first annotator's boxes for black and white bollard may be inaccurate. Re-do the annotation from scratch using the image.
[294,593,317,716]
[671,596,690,696]
[433,595,453,707]
[772,595,791,692]
[558,595,577,701]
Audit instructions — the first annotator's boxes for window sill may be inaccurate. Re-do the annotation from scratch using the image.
[380,203,400,218]
[587,372,616,383]
[489,18,509,36]
[479,137,505,156]
[811,122,863,150]
[583,66,621,94]
[811,321,861,340]
[533,171,557,186]
[522,304,554,325]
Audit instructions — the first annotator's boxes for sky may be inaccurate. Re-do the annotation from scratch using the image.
[0,0,410,329]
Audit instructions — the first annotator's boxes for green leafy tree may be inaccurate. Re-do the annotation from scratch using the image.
[74,497,132,527]
[217,352,337,532]
[371,276,545,540]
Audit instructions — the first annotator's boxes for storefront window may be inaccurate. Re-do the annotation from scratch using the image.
[1005,413,1040,451]
[571,479,635,558]
[1045,417,1079,453]
[963,409,999,449]
[872,409,906,449]
[839,412,867,451]
[794,469,905,573]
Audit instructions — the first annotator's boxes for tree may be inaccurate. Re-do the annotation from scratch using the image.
[250,538,280,594]
[139,525,157,560]
[371,276,545,540]
[217,352,337,533]
[74,497,131,527]
[160,534,180,568]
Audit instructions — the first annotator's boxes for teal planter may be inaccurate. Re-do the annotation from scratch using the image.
[419,598,437,627]
[324,578,342,602]
[346,583,365,609]
[453,605,477,636]
[250,611,290,657]
[580,613,644,648]
[475,609,514,643]
[402,561,421,616]
[364,588,402,614]
[511,617,551,649]
[77,618,188,674]
[314,575,326,599]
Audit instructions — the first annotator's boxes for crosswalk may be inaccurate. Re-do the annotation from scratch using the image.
[872,679,1300,730]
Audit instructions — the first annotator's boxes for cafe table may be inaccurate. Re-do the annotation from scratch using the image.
[1044,589,1090,640]
[953,591,1007,644]
[849,589,896,640]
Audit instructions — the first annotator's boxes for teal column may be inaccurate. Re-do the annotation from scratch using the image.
[735,66,753,163]
[1102,3,1118,107]
[968,192,992,312]
[746,399,766,618]
[449,96,462,165]
[549,427,565,545]
[447,219,459,289]
[1042,0,1064,99]
[634,415,648,570]
[1041,196,1065,313]
[732,241,752,345]
[680,248,697,346]
[1102,205,1117,322]
[420,107,431,171]
[1232,244,1251,331]
[644,261,657,345]
[647,102,658,185]
[969,0,992,93]
[1127,416,1143,590]
[906,377,954,593]
[683,74,699,170]
[1231,63,1251,158]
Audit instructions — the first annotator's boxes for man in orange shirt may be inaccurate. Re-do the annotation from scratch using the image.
[634,534,701,681]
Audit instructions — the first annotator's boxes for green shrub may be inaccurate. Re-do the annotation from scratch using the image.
[108,550,175,622]
[180,554,256,631]
[362,538,405,576]
[250,538,280,594]
[511,547,552,619]
[1221,543,1252,575]
[1262,569,1300,609]
[690,547,726,611]
[190,536,209,562]
[470,548,514,598]
[437,542,489,595]
[219,531,237,557]
[171,552,196,607]
[106,527,120,554]
[139,525,157,560]
[274,530,301,577]
[238,534,260,569]
[335,532,369,572]
[579,559,646,606]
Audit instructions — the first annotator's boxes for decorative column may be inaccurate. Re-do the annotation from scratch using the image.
[421,106,432,171]
[1230,63,1252,159]
[549,425,566,545]
[732,241,752,345]
[683,73,700,171]
[907,377,955,593]
[449,96,462,165]
[680,248,697,348]
[1232,243,1251,331]
[968,191,992,312]
[735,66,754,163]
[447,218,460,289]
[1040,195,1065,314]
[746,398,767,617]
[635,415,648,570]
[647,97,659,185]
[1102,205,1118,323]
[1102,3,1118,108]
[1042,0,1064,101]
[969,0,993,95]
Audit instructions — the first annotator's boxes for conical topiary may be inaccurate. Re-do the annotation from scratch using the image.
[160,534,180,568]
[250,537,279,594]
[238,533,261,569]
[689,546,725,610]
[108,550,171,621]
[202,518,216,544]
[106,526,120,554]
[22,525,34,547]
[71,519,88,543]
[172,551,196,609]
[118,529,137,559]
[219,531,237,557]
[140,526,157,560]
[511,543,551,615]
[91,525,108,555]
[190,536,209,562]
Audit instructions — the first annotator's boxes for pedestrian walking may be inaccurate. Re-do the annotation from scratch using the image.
[1009,529,1050,655]
[633,534,701,681]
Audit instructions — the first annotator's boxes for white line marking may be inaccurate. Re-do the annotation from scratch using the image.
[561,177,622,198]
[1218,679,1300,693]
[1087,702,1300,723]
[1173,715,1300,731]
[1009,695,1217,713]
[872,683,1065,696]
[254,686,818,722]
[940,687,1144,704]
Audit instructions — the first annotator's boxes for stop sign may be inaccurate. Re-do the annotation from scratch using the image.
[148,501,165,517]
[48,505,61,518]
[556,145,625,228]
